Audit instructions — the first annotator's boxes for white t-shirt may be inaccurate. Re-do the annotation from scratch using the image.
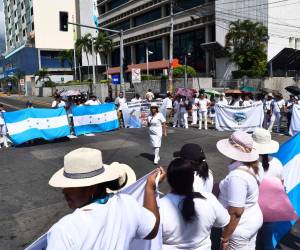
[46,194,155,250]
[217,98,228,106]
[198,99,210,111]
[0,110,5,125]
[85,100,100,106]
[161,192,230,250]
[52,100,66,108]
[264,99,273,112]
[115,97,127,111]
[261,157,284,181]
[193,98,200,110]
[242,100,253,107]
[218,162,263,239]
[193,170,214,193]
[163,97,173,109]
[272,99,285,113]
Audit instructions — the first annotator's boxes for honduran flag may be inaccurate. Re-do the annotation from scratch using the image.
[72,103,119,136]
[271,133,300,247]
[3,107,70,145]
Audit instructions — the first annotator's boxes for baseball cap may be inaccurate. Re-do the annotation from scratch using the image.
[173,143,206,161]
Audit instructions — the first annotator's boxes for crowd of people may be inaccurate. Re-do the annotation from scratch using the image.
[45,126,284,250]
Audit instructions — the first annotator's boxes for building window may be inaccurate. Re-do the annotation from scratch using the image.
[22,15,25,23]
[23,29,26,37]
[7,6,10,12]
[8,17,11,24]
[16,35,19,42]
[111,48,120,67]
[107,0,128,11]
[135,38,163,64]
[21,2,24,9]
[15,23,18,30]
[13,0,16,5]
[174,0,205,13]
[9,29,12,35]
[173,28,206,72]
[14,11,17,18]
[31,7,33,16]
[133,8,161,27]
[9,40,12,46]
[31,22,34,31]
[109,19,130,31]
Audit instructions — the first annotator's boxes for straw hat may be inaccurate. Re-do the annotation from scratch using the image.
[49,148,136,188]
[252,128,279,155]
[217,131,259,162]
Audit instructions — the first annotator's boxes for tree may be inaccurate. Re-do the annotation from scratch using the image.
[76,33,92,80]
[94,32,114,79]
[225,20,268,78]
[35,68,51,85]
[59,50,74,68]
[173,65,197,78]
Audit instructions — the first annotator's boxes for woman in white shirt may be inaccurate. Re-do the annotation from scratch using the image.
[160,158,230,250]
[252,128,283,250]
[216,131,263,250]
[173,143,214,193]
[46,148,165,250]
[148,103,167,164]
[268,93,285,133]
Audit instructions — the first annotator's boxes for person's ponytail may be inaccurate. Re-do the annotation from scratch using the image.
[181,192,204,222]
[262,154,270,172]
[193,160,209,180]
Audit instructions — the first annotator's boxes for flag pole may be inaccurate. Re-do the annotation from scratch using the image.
[72,15,77,81]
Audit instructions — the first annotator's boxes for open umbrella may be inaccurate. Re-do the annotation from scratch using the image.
[224,89,243,95]
[175,88,197,98]
[241,86,257,93]
[204,89,221,96]
[285,86,300,96]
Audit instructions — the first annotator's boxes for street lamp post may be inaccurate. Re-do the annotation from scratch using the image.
[146,46,154,80]
[168,0,174,93]
[184,52,191,88]
[91,37,96,94]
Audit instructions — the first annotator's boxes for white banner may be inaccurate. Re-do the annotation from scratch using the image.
[215,103,264,132]
[289,104,300,136]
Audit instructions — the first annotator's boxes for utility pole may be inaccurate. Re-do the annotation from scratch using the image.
[168,0,174,93]
[92,37,96,94]
[119,30,125,97]
[184,52,191,88]
[72,15,77,81]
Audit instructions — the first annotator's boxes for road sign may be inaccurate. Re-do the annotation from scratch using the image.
[132,68,141,83]
[112,74,120,85]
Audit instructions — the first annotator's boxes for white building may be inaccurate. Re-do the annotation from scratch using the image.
[1,0,76,82]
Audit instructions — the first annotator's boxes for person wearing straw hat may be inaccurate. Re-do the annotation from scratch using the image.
[46,148,165,249]
[252,128,283,181]
[216,131,263,250]
[148,103,167,165]
[252,128,282,250]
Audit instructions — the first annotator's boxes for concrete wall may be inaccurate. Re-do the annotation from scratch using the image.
[264,77,299,99]
[33,87,53,97]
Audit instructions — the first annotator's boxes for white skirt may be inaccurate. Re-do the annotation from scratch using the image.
[149,133,162,148]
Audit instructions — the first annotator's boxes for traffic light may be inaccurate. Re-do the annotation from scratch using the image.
[59,12,69,32]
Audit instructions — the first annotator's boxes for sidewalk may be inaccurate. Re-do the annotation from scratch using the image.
[0,94,52,107]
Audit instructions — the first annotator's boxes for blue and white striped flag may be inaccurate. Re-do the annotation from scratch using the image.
[3,108,70,145]
[271,133,300,247]
[72,103,119,136]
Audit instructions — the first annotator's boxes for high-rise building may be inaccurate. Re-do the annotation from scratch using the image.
[1,0,76,82]
[78,0,268,80]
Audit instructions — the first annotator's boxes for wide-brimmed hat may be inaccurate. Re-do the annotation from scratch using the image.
[173,143,206,161]
[252,128,279,155]
[49,148,136,188]
[150,102,159,108]
[217,131,259,162]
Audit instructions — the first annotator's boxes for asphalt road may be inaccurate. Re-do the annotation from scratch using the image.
[0,96,299,250]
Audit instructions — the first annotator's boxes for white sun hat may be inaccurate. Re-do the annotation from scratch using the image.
[217,131,259,162]
[49,148,136,188]
[252,128,279,155]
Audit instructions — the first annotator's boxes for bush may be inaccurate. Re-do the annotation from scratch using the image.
[99,79,111,84]
[173,65,197,78]
[44,81,56,87]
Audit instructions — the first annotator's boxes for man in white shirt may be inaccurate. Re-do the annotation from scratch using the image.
[162,92,173,125]
[217,93,228,106]
[191,94,199,125]
[51,96,66,108]
[263,93,273,129]
[115,92,127,128]
[145,89,155,102]
[131,93,142,103]
[85,95,101,106]
[268,94,285,133]
[242,95,253,107]
[198,93,211,130]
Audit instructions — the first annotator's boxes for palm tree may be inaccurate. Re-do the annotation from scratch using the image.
[35,68,51,85]
[94,32,114,79]
[58,50,74,68]
[76,33,92,80]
